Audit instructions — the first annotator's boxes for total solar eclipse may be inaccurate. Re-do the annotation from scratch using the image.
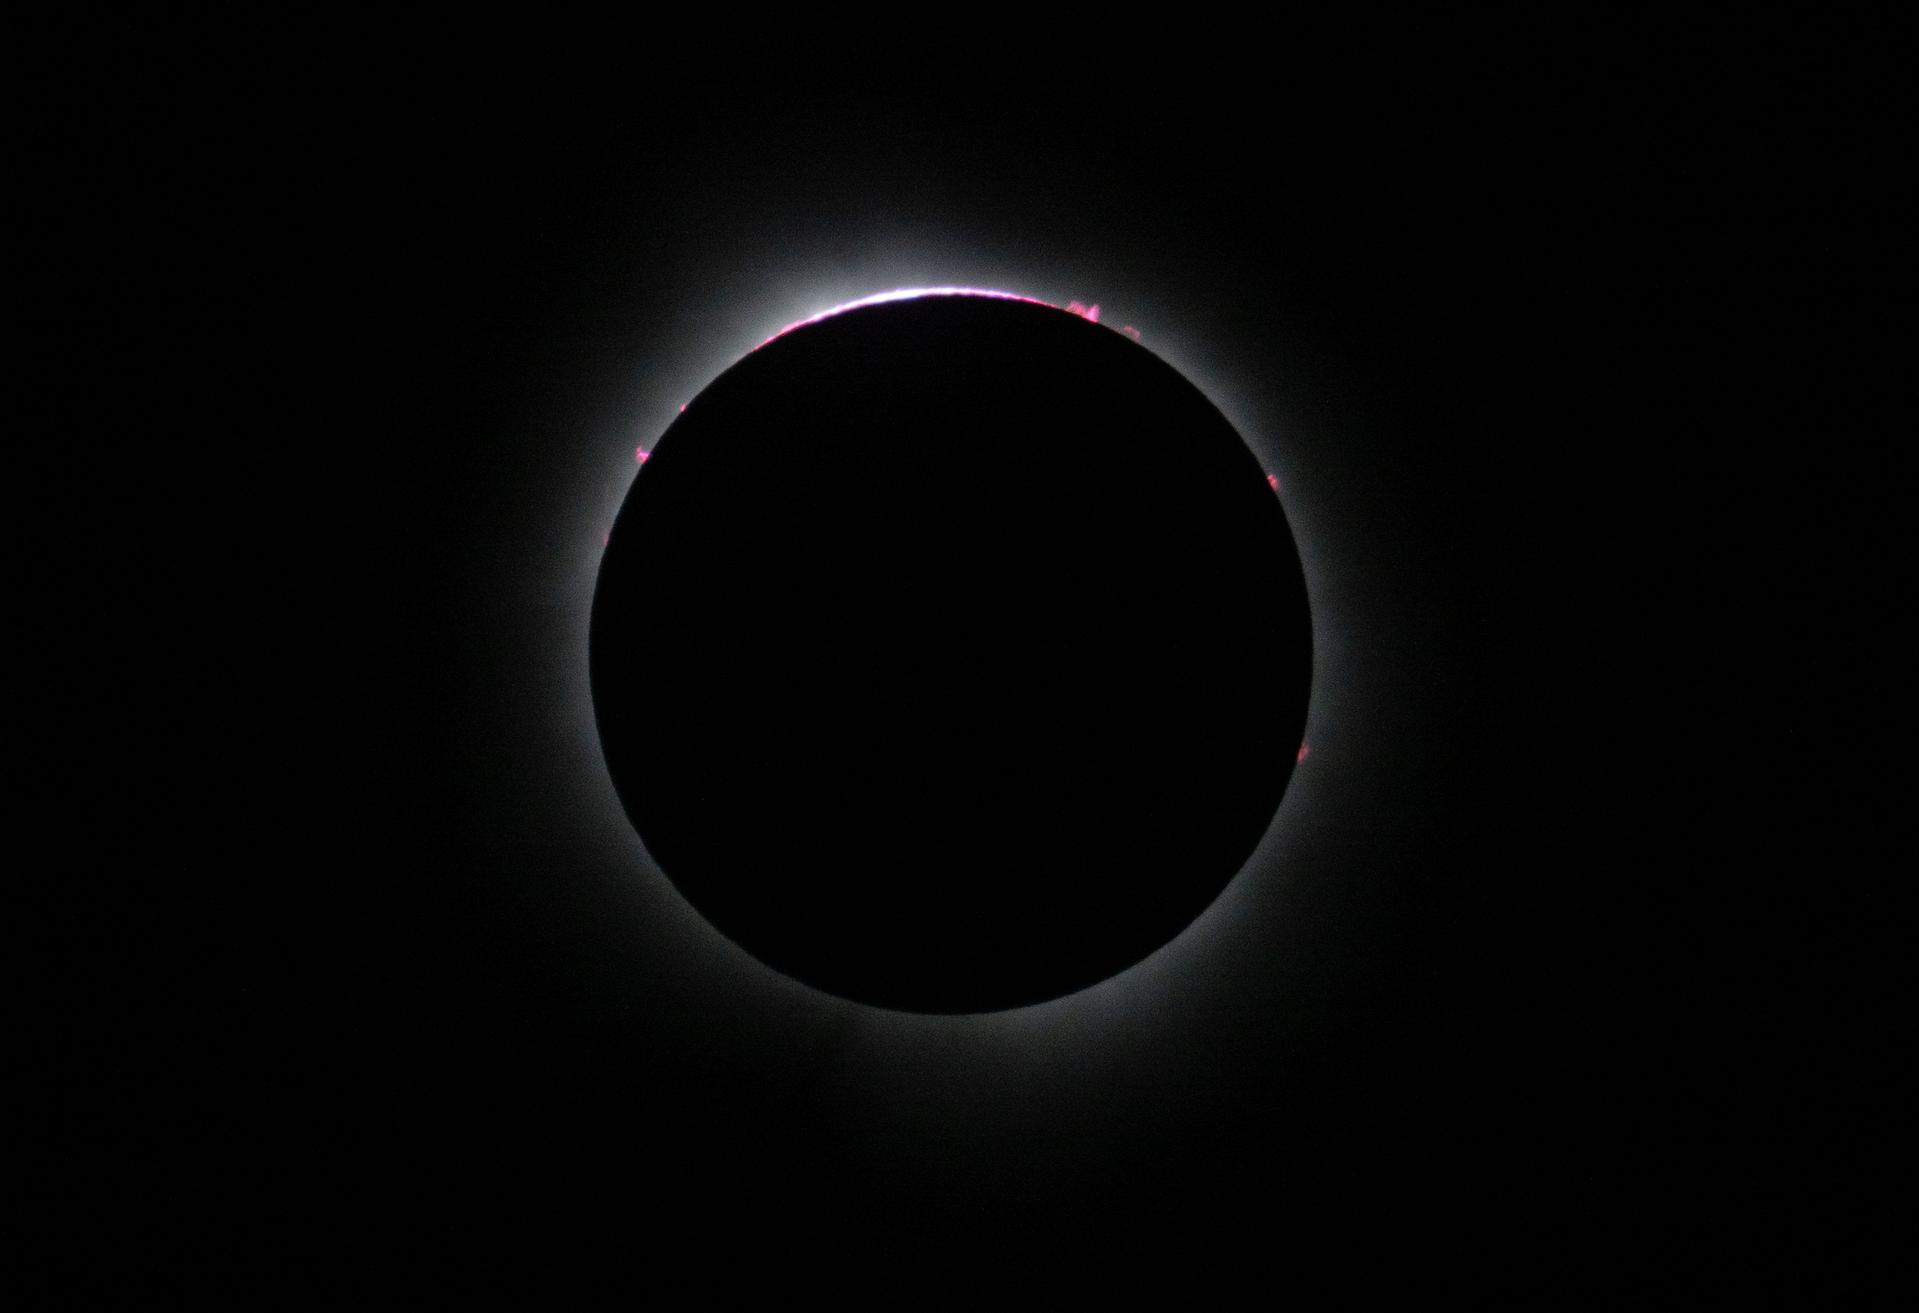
[591,291,1312,1012]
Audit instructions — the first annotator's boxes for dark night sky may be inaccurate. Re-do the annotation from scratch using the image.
[46,20,1890,1301]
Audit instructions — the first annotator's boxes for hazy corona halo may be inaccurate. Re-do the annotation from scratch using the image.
[591,291,1311,1012]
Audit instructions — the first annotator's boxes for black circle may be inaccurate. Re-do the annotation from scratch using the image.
[591,295,1311,1012]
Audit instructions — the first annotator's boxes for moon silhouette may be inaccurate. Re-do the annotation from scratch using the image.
[591,292,1311,1012]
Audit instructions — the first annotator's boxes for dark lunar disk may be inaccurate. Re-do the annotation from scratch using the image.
[591,295,1311,1012]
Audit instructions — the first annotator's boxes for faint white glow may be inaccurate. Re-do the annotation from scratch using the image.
[757,286,1058,348]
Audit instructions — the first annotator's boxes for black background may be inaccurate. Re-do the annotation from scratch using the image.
[45,18,1890,1300]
